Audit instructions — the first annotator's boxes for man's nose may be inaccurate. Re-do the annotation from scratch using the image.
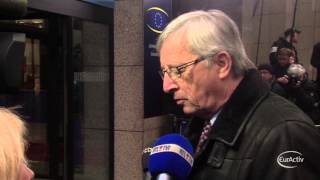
[163,73,178,93]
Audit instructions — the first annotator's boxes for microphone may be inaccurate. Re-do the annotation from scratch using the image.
[147,134,194,180]
[142,145,152,180]
[142,146,152,172]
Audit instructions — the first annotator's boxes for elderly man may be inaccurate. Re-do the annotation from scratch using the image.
[157,10,320,180]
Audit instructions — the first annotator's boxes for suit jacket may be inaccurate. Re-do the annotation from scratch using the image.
[184,69,320,180]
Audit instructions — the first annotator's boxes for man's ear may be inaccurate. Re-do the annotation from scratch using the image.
[215,51,232,79]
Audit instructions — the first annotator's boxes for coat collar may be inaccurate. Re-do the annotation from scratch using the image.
[208,69,269,146]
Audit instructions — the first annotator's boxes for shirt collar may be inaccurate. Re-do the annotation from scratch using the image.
[209,110,221,126]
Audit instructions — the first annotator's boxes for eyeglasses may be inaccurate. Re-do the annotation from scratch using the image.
[159,57,206,80]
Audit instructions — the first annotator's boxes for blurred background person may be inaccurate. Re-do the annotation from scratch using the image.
[269,28,301,66]
[258,64,285,97]
[0,108,34,180]
[311,42,320,88]
[273,48,295,80]
[273,63,320,124]
[285,64,320,124]
[267,47,319,124]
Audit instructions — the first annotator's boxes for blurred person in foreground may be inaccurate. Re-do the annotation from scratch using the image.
[0,108,34,180]
[157,9,320,180]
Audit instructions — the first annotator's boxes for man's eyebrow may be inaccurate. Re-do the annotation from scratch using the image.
[161,64,175,70]
[166,63,180,68]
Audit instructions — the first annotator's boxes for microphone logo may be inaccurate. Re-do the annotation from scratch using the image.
[150,144,194,166]
[143,147,153,154]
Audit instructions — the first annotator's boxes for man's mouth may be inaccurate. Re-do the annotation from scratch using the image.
[175,99,185,105]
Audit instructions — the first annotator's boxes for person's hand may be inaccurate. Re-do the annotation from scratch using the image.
[18,163,34,180]
[289,56,295,64]
[277,75,289,84]
[290,77,303,88]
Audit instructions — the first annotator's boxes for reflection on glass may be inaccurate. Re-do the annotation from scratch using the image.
[71,18,111,180]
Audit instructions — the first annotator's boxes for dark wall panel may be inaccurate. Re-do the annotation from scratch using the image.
[172,0,242,30]
[28,0,113,24]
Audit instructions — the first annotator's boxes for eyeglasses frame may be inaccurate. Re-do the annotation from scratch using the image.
[159,57,207,80]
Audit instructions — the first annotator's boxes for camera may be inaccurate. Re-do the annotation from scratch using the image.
[286,64,306,86]
[288,76,300,85]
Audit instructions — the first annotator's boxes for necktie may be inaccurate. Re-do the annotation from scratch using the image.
[195,121,212,154]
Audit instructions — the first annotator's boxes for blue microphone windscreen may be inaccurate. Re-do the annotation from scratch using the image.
[148,134,194,180]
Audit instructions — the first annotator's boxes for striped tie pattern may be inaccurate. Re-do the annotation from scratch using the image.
[195,122,212,154]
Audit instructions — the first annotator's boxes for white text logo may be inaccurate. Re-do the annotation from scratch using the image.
[277,151,304,168]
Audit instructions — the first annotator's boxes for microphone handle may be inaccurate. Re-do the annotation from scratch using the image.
[144,171,152,180]
[156,173,172,180]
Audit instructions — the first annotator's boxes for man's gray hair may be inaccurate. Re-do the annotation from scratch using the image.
[157,9,256,77]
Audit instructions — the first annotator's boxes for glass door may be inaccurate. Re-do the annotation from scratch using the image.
[68,17,113,180]
[0,12,67,179]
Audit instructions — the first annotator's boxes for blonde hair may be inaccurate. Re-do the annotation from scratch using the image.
[157,9,256,77]
[0,108,27,180]
[277,48,294,57]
